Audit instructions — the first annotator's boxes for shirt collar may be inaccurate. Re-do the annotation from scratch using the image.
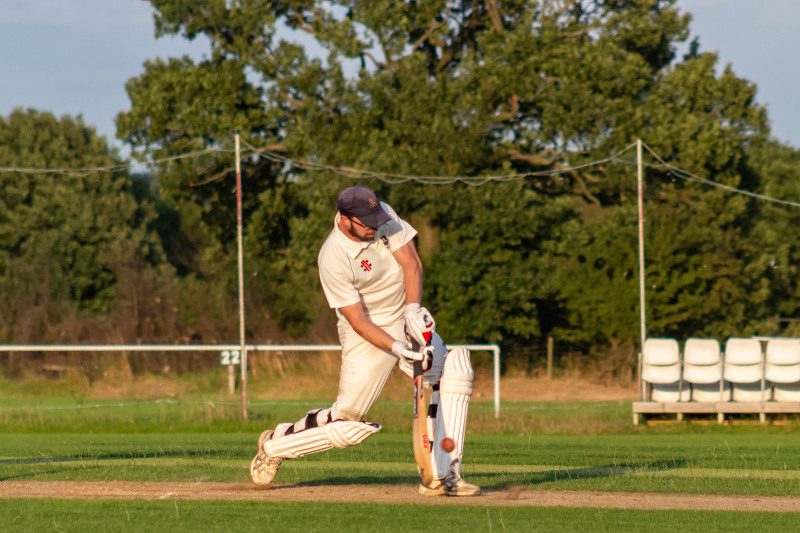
[333,212,373,259]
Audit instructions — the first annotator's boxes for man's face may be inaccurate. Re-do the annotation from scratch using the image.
[344,215,376,242]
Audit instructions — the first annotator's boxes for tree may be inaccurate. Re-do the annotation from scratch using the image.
[119,1,783,359]
[0,108,163,342]
[747,140,800,335]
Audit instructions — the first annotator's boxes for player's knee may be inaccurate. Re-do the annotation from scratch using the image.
[440,347,473,396]
[333,405,366,422]
[265,420,381,459]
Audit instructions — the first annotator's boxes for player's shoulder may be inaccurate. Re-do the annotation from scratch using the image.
[318,229,341,263]
[376,202,413,241]
[380,201,401,221]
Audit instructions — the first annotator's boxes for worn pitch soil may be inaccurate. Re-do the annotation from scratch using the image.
[3,481,800,512]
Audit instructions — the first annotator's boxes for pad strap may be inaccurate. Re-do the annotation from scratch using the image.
[264,420,381,459]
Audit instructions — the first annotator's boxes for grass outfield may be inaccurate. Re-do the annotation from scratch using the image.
[3,432,800,495]
[2,396,800,530]
[3,500,800,532]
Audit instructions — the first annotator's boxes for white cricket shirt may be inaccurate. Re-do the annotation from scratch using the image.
[318,202,417,328]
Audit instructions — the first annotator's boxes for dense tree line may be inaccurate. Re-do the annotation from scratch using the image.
[3,1,800,376]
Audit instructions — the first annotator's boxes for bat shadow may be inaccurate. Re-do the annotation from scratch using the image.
[520,458,689,487]
[273,474,423,489]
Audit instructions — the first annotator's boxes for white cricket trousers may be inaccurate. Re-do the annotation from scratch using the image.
[271,318,446,438]
[334,317,446,421]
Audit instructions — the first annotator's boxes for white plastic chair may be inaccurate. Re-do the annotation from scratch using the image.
[724,338,764,401]
[766,338,800,401]
[683,338,729,401]
[642,338,688,402]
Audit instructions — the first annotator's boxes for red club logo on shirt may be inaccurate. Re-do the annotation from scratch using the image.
[360,259,372,272]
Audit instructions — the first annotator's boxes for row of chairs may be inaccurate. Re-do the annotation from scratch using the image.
[642,338,800,402]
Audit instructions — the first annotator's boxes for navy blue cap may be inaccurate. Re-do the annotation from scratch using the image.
[337,186,391,229]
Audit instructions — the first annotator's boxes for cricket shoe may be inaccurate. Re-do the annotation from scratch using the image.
[250,429,283,486]
[418,471,481,497]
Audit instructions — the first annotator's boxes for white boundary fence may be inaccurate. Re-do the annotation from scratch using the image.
[0,343,503,418]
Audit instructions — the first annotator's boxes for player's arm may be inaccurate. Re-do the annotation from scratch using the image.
[392,240,423,306]
[338,301,432,366]
[338,302,397,352]
[392,240,436,346]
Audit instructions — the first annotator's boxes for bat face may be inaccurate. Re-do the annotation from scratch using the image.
[412,362,434,485]
[414,378,431,450]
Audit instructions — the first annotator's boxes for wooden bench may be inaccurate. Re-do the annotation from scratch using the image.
[632,401,800,425]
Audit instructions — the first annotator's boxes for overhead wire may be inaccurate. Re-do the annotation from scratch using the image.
[3,135,800,208]
[641,141,800,209]
[0,138,236,177]
[240,137,639,185]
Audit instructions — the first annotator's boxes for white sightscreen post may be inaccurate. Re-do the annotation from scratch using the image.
[493,346,500,419]
[235,133,248,421]
[636,139,647,401]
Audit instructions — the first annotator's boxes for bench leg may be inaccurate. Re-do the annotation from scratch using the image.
[633,413,640,426]
[717,412,724,424]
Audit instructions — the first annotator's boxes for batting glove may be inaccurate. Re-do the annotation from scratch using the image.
[404,303,436,347]
[392,341,434,372]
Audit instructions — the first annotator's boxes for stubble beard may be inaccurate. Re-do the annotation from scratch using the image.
[347,224,373,243]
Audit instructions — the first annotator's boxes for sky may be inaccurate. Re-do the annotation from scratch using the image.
[1,0,799,152]
[0,0,208,151]
[674,0,800,147]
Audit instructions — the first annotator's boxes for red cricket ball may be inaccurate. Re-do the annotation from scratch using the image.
[441,437,455,452]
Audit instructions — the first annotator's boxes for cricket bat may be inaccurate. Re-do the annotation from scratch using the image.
[412,359,434,485]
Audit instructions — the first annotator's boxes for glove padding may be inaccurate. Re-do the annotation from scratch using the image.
[392,341,434,372]
[404,303,436,347]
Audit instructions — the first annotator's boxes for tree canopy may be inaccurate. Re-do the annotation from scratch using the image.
[4,1,799,373]
[0,109,165,343]
[112,1,800,360]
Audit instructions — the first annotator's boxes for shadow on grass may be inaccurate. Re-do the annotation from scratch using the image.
[0,448,233,466]
[0,449,234,481]
[524,458,689,486]
[0,465,106,482]
[277,475,421,488]
[275,458,689,490]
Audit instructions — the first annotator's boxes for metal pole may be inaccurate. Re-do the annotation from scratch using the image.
[235,133,248,420]
[493,346,501,419]
[636,139,647,400]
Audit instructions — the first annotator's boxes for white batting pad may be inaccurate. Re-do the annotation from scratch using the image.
[431,347,473,478]
[264,420,381,459]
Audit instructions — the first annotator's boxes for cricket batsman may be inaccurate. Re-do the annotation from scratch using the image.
[250,185,479,496]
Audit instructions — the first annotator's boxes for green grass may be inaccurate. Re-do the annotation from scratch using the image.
[3,432,800,495]
[0,396,640,434]
[4,396,800,435]
[3,397,800,495]
[2,500,799,532]
[3,396,800,530]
